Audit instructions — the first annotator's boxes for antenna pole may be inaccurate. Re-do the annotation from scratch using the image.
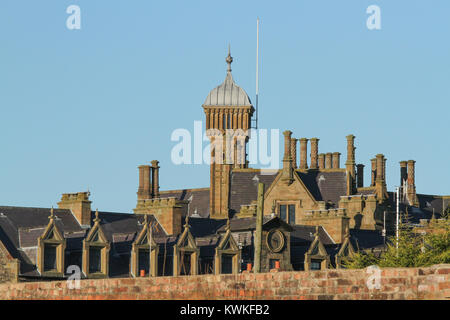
[255,17,259,129]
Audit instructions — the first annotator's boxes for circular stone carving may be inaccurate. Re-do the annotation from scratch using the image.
[266,230,285,253]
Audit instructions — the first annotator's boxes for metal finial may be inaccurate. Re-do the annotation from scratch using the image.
[226,44,233,73]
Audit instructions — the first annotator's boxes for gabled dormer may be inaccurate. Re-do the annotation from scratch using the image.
[214,219,241,274]
[304,226,330,270]
[335,231,355,268]
[173,216,199,276]
[82,210,110,278]
[131,215,159,277]
[37,208,66,277]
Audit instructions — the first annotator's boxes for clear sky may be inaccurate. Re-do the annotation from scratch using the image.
[1,0,449,213]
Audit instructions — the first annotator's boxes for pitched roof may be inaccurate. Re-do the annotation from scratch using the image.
[229,170,278,215]
[290,225,334,245]
[296,170,347,207]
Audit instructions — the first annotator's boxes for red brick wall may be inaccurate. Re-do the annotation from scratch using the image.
[1,264,448,300]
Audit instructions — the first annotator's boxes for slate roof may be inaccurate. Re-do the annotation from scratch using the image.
[386,192,447,223]
[349,229,385,250]
[290,225,334,245]
[296,170,347,207]
[229,171,278,215]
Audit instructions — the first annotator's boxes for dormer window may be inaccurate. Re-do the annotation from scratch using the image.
[131,215,159,277]
[214,220,241,275]
[173,216,199,276]
[304,227,330,271]
[37,208,66,277]
[82,210,110,278]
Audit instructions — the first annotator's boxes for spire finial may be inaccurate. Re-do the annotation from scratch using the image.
[94,208,100,223]
[226,44,233,73]
[184,214,190,229]
[49,206,55,220]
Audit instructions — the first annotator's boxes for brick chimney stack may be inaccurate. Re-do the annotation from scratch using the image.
[325,153,332,169]
[318,153,325,170]
[299,138,308,169]
[370,158,376,186]
[151,160,160,198]
[282,131,294,184]
[137,165,152,200]
[400,161,407,187]
[332,152,341,169]
[356,164,364,188]
[310,138,319,169]
[345,135,356,195]
[290,138,298,169]
[58,192,92,227]
[407,160,418,206]
[375,154,387,202]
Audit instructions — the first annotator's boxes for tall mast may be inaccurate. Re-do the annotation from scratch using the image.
[253,17,260,129]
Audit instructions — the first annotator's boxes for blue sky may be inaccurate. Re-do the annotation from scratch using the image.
[0,0,449,213]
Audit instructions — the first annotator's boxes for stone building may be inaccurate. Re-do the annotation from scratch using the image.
[0,50,448,283]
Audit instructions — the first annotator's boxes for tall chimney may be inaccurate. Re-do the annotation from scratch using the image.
[400,161,407,187]
[332,152,341,169]
[151,160,160,198]
[282,131,294,183]
[325,153,332,169]
[310,138,319,169]
[137,165,152,200]
[374,154,387,202]
[370,158,376,186]
[407,160,417,206]
[383,157,387,182]
[318,153,325,170]
[299,138,308,169]
[356,164,364,188]
[345,135,356,195]
[376,154,384,182]
[290,138,298,169]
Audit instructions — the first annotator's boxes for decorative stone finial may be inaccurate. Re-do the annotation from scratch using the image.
[94,209,100,223]
[184,214,190,229]
[144,214,148,225]
[49,207,55,220]
[314,226,319,237]
[226,44,233,73]
[226,217,231,232]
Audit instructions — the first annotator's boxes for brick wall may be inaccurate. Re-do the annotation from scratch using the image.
[0,265,448,300]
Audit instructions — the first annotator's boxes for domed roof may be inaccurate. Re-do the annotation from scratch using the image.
[203,50,252,107]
